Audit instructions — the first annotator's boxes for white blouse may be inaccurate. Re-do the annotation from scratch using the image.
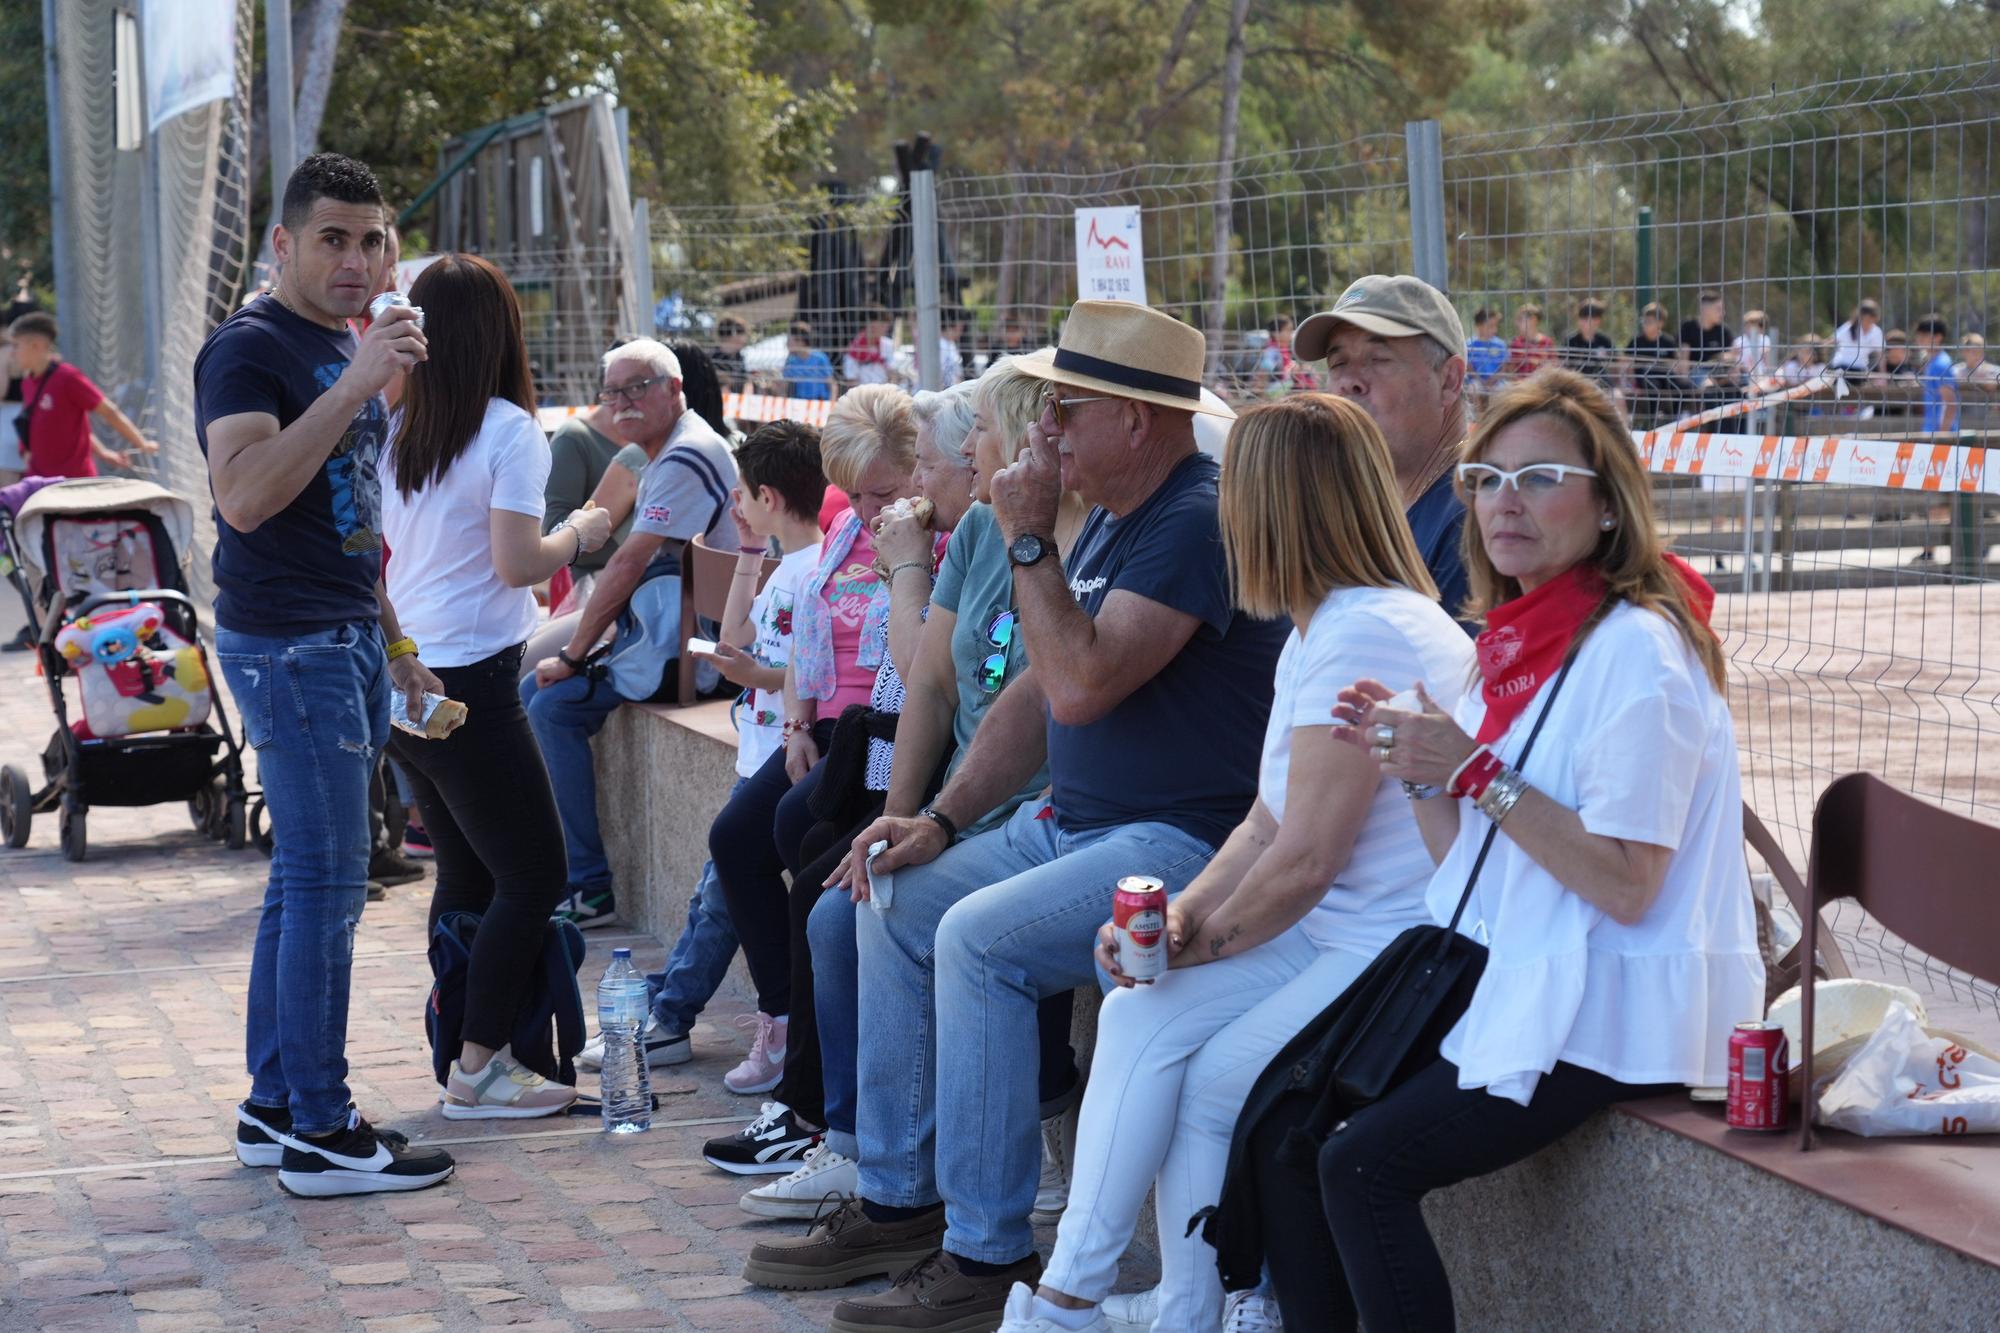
[1426,602,1765,1104]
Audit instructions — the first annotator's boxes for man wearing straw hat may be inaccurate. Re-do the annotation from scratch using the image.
[743,301,1288,1326]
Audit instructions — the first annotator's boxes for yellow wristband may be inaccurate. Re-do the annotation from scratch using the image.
[385,637,419,662]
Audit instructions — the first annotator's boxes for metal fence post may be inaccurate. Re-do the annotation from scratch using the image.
[40,0,76,325]
[631,198,653,336]
[1404,120,1446,290]
[912,168,942,391]
[1636,205,1654,311]
[266,0,297,205]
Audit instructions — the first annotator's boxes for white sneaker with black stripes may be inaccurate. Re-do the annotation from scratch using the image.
[738,1140,857,1219]
[275,1108,455,1198]
[700,1100,819,1176]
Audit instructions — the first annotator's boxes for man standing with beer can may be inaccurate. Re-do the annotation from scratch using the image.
[196,153,455,1198]
[745,301,1287,1328]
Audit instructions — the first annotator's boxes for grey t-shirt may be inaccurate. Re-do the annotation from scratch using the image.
[630,410,739,547]
[544,416,624,571]
[932,502,1048,833]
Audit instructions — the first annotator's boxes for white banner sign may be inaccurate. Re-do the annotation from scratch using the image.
[1074,206,1147,304]
[144,0,238,132]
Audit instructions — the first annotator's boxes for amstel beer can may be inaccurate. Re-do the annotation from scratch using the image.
[1112,875,1168,983]
[1727,1020,1789,1131]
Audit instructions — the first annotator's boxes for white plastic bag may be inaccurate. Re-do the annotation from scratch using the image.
[1816,1002,2000,1137]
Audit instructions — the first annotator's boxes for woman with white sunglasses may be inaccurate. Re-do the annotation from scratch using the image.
[1230,368,1761,1331]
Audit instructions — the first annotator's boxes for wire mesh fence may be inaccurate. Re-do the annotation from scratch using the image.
[641,61,2000,1032]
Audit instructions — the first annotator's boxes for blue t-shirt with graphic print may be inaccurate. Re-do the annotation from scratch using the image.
[1046,451,1288,849]
[195,296,386,635]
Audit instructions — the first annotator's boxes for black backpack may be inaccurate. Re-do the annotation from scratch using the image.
[426,910,588,1088]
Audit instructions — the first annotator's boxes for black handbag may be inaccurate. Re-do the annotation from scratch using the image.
[1317,641,1581,1105]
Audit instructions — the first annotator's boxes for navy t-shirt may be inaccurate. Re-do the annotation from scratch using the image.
[194,296,386,635]
[1407,469,1472,632]
[1046,452,1288,848]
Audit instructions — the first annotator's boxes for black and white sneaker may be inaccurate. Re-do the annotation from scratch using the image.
[276,1109,455,1198]
[235,1100,291,1168]
[702,1101,819,1176]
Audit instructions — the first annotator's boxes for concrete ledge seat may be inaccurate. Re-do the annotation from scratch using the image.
[1427,1095,2000,1329]
[592,702,2000,1328]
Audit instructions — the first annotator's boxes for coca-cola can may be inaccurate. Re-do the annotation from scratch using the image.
[368,290,425,329]
[1727,1020,1789,1131]
[1112,875,1168,983]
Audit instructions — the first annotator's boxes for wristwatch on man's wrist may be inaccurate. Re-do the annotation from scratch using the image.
[556,647,586,671]
[1008,533,1053,569]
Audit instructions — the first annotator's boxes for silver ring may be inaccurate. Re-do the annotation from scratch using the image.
[1371,744,1393,763]
[1370,724,1396,748]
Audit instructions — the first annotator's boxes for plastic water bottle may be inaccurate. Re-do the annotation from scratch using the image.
[596,949,652,1134]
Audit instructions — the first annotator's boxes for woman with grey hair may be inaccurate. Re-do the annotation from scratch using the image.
[744,359,1095,1223]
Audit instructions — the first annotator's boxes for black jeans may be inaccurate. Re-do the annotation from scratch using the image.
[709,721,836,1018]
[388,643,569,1053]
[1254,1057,1666,1332]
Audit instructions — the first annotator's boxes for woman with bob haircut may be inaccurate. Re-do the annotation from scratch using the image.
[994,393,1473,1333]
[377,253,611,1119]
[706,384,920,1098]
[1238,368,1762,1330]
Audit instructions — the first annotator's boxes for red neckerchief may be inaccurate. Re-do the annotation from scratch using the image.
[1474,553,1715,745]
[846,334,886,366]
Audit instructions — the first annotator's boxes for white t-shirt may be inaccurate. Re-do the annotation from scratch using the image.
[1830,320,1884,372]
[379,398,547,668]
[1426,602,1764,1104]
[737,543,819,777]
[1259,584,1475,955]
[1954,359,2000,386]
[1731,331,1774,380]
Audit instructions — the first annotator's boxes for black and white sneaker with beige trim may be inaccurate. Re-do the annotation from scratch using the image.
[702,1101,819,1176]
[276,1108,455,1198]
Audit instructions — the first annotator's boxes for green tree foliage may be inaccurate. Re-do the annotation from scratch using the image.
[0,4,51,294]
[320,0,852,220]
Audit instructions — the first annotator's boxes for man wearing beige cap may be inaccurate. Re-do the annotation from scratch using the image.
[744,301,1288,1328]
[1295,274,1472,623]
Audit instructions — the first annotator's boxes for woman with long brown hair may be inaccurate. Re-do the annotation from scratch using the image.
[1229,369,1761,1330]
[377,254,610,1118]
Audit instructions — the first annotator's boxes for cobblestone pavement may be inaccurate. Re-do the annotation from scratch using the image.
[0,594,1156,1332]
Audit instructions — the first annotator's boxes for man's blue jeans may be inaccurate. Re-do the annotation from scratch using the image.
[517,669,626,893]
[215,622,389,1136]
[846,800,1215,1264]
[646,778,746,1035]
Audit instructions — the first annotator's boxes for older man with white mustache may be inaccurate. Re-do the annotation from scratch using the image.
[519,338,741,928]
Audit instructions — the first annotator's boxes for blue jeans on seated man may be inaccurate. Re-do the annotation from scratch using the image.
[851,799,1215,1265]
[645,777,747,1035]
[215,622,389,1136]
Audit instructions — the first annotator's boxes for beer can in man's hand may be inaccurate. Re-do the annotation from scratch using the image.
[369,290,425,329]
[1727,1020,1789,1130]
[1113,876,1169,983]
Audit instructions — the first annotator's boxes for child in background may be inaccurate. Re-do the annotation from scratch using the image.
[1465,308,1507,407]
[784,322,836,401]
[1562,299,1617,387]
[1731,310,1776,385]
[842,306,895,385]
[1503,303,1554,381]
[575,420,828,1076]
[1880,330,1915,378]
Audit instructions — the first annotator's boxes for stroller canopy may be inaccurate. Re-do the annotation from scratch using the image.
[15,479,196,580]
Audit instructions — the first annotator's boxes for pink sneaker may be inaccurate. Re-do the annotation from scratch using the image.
[724,1012,787,1095]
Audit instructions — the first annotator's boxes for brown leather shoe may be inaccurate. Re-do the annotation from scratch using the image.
[741,1197,945,1292]
[829,1248,1043,1332]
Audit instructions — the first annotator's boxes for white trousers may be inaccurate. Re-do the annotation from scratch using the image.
[1042,925,1375,1332]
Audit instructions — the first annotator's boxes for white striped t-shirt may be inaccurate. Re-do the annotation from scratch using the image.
[1260,583,1476,955]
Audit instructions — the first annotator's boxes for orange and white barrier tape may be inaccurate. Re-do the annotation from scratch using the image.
[1639,429,1991,495]
[1642,373,1826,438]
[536,391,837,435]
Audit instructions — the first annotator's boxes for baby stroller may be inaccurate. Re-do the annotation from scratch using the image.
[0,477,251,861]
